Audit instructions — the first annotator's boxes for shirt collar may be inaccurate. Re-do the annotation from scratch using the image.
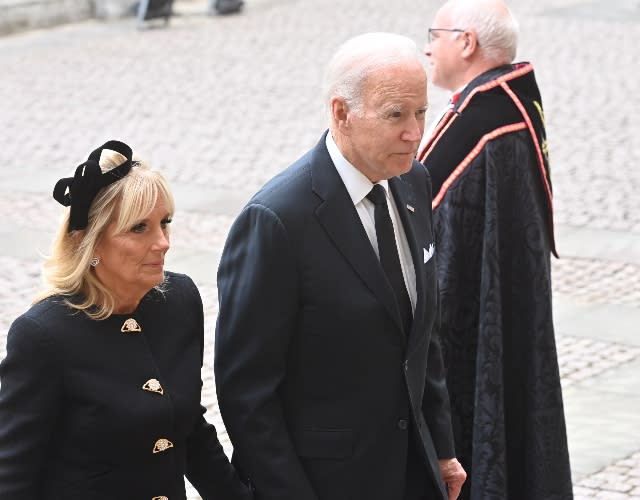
[450,84,467,105]
[326,132,389,205]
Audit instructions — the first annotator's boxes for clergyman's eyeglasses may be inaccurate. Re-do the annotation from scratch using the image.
[427,28,465,43]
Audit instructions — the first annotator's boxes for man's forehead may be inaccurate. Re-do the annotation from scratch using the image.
[364,64,426,87]
[433,5,452,26]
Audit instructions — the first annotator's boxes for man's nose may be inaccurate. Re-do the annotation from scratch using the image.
[402,119,422,142]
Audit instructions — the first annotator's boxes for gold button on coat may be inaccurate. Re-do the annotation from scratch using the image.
[121,318,142,333]
[142,378,164,395]
[152,438,174,454]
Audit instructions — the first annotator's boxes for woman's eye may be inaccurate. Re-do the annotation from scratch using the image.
[161,218,173,229]
[131,223,146,233]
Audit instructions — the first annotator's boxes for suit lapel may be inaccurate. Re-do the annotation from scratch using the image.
[310,136,404,334]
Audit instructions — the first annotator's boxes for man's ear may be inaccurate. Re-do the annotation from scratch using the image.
[331,97,352,134]
[461,30,479,57]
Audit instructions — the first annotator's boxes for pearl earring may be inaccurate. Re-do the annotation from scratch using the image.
[90,257,100,267]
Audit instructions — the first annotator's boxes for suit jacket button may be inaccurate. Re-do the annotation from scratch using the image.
[398,419,408,430]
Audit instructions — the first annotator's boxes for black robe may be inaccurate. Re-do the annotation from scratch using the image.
[418,63,573,500]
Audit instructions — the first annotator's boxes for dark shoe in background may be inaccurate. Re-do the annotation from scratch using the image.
[214,0,243,14]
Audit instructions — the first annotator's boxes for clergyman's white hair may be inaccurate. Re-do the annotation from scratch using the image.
[446,0,519,64]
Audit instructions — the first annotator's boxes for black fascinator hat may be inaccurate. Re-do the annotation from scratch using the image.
[53,140,133,232]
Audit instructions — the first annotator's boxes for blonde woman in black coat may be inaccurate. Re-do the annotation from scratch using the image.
[0,141,252,500]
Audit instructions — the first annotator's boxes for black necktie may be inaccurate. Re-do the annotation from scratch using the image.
[367,184,412,335]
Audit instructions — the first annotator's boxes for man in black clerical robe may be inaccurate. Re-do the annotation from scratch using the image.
[417,1,573,499]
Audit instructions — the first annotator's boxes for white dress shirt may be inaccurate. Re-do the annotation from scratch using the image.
[326,133,417,313]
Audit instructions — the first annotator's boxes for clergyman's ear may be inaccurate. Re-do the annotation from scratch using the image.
[462,30,479,57]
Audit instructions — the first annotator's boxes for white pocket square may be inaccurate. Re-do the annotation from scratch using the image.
[424,243,435,263]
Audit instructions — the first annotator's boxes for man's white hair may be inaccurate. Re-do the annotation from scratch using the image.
[322,32,422,116]
[447,0,519,64]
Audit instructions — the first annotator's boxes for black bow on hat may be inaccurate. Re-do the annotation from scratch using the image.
[53,140,133,232]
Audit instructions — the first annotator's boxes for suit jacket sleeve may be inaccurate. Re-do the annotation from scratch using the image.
[422,286,456,459]
[183,277,253,500]
[0,314,62,499]
[215,203,318,500]
[420,166,456,460]
[186,410,254,500]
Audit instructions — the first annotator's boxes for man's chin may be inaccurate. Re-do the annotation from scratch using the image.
[393,159,415,176]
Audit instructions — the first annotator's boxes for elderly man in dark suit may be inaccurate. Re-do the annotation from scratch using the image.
[214,32,466,500]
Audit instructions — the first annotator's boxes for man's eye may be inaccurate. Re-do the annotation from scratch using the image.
[416,109,427,118]
[389,111,403,119]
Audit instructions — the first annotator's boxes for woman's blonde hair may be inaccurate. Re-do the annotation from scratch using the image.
[37,149,175,320]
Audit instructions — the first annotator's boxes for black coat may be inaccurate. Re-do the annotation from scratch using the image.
[214,133,455,500]
[0,271,252,500]
[419,64,573,500]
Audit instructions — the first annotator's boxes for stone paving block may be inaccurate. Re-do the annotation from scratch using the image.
[580,477,606,489]
[595,492,634,500]
[574,485,597,498]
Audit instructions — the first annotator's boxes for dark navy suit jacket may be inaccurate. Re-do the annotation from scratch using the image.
[215,133,455,500]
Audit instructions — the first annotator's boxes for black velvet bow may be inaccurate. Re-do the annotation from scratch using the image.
[53,140,133,232]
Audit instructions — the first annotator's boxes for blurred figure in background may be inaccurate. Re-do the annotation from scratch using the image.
[213,0,243,14]
[417,1,573,499]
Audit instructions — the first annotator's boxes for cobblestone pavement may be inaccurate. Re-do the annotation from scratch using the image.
[0,0,639,498]
[552,258,640,308]
[573,452,640,499]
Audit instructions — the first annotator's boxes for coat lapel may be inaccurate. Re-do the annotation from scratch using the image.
[310,136,404,334]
